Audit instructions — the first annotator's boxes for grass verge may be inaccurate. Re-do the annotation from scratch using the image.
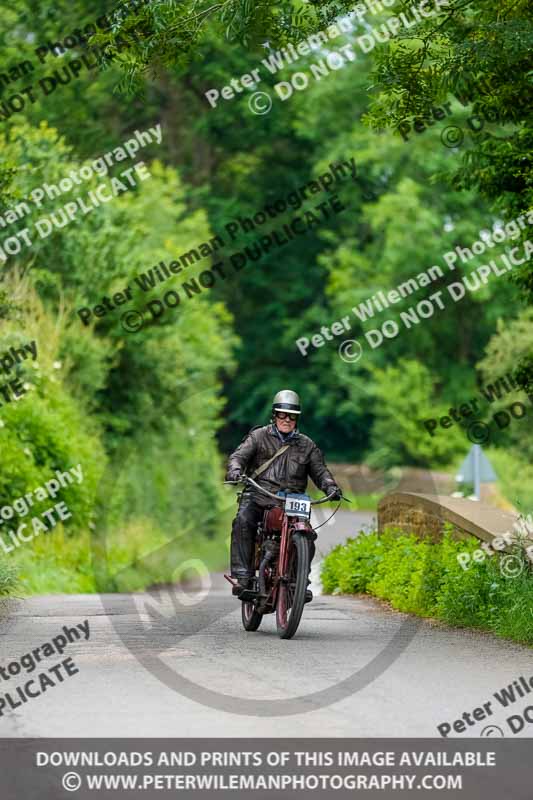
[9,506,232,596]
[321,527,533,646]
[0,557,18,597]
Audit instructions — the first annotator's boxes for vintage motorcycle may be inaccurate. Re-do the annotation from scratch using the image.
[225,476,343,640]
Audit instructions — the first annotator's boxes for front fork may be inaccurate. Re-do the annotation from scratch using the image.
[278,517,314,581]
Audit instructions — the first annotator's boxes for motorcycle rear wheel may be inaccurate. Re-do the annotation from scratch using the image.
[276,532,309,640]
[241,601,263,631]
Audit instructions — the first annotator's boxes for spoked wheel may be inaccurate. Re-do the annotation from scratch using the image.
[276,533,309,640]
[241,601,263,631]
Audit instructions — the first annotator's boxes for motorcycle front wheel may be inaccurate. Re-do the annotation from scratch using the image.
[276,532,309,640]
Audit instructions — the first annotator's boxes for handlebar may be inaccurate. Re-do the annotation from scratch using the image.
[224,476,347,504]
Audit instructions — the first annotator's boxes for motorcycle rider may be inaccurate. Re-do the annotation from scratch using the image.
[225,389,342,599]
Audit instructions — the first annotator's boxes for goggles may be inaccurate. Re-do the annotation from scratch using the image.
[275,412,298,421]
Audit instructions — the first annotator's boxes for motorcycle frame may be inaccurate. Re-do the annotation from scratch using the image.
[268,511,314,610]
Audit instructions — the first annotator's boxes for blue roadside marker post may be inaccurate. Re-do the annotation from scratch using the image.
[456,444,497,500]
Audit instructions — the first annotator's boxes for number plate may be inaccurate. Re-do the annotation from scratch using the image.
[284,494,311,518]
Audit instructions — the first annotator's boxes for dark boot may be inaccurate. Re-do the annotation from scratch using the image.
[232,577,252,596]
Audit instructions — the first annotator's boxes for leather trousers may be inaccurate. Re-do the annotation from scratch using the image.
[230,493,263,578]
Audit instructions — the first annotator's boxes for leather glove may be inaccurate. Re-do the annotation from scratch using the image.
[226,471,243,483]
[326,484,343,500]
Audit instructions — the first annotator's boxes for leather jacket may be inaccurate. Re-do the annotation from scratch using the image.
[226,424,337,506]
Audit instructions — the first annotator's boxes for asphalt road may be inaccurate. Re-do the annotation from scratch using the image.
[1,508,532,738]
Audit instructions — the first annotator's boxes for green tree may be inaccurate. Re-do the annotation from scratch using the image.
[366,360,465,468]
[0,117,238,593]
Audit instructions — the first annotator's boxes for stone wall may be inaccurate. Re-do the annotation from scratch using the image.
[378,492,520,547]
[378,496,465,543]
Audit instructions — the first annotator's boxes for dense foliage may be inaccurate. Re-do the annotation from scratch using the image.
[322,528,533,645]
[0,0,530,591]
